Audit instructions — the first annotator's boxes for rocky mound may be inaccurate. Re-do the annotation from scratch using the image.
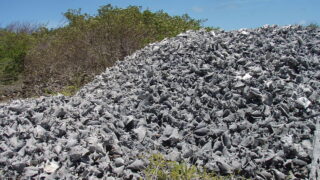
[0,25,320,179]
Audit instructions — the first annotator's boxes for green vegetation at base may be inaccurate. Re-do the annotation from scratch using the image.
[144,154,233,180]
[44,85,80,97]
[0,4,218,100]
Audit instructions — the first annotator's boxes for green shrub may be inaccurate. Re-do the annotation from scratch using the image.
[22,4,216,97]
[144,154,229,180]
[0,4,217,98]
[0,29,35,84]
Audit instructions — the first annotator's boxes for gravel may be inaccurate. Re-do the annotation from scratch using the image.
[0,25,320,179]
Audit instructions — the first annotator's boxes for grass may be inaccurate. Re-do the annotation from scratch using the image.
[144,154,238,180]
[60,85,80,96]
[44,85,80,96]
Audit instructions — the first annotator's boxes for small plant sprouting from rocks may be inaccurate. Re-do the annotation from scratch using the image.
[144,154,227,180]
[60,85,80,96]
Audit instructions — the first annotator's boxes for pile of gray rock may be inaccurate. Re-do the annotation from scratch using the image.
[0,25,319,179]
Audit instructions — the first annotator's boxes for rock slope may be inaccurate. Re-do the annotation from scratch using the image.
[0,25,320,179]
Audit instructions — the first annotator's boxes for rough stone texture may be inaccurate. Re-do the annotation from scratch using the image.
[311,118,320,180]
[0,25,320,179]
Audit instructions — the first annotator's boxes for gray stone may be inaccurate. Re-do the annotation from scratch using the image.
[296,97,311,109]
[0,25,319,179]
[127,160,145,171]
[114,158,125,167]
[133,126,146,142]
[166,149,182,162]
[194,127,209,136]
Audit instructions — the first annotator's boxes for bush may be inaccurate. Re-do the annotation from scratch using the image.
[0,4,216,99]
[0,28,35,85]
[22,4,215,97]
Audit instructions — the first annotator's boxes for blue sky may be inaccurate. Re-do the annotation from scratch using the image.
[0,0,319,30]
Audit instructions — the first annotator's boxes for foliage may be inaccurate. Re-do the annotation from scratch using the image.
[0,4,216,99]
[0,29,35,84]
[5,22,43,34]
[44,85,80,96]
[60,85,80,96]
[144,154,228,180]
[306,23,319,29]
[22,4,215,97]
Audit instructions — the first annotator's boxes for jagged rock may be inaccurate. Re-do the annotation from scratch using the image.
[0,25,319,179]
[296,97,311,109]
[114,158,125,167]
[127,159,145,171]
[166,149,182,162]
[43,161,60,174]
[112,165,124,175]
[133,126,147,142]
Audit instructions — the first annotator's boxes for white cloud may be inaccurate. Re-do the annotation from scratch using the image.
[192,6,204,13]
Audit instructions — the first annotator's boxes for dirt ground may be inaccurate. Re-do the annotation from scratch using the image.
[0,79,24,103]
